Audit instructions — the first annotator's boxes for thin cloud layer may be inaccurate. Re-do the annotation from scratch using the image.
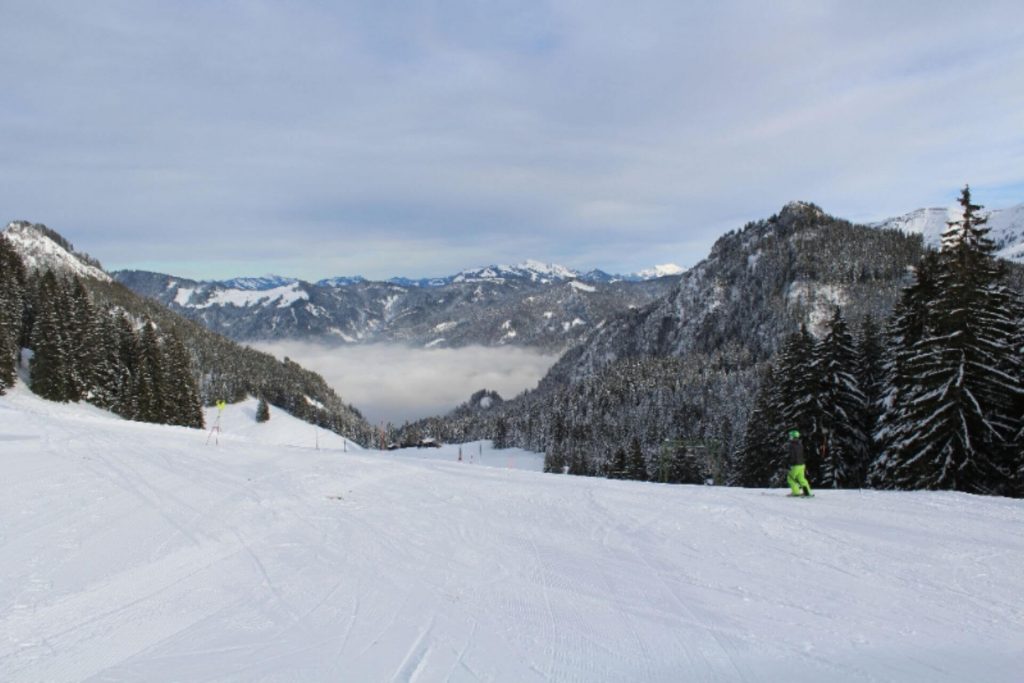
[2,2,1023,280]
[250,341,560,426]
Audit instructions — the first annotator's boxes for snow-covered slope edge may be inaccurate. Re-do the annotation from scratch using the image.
[2,384,1022,682]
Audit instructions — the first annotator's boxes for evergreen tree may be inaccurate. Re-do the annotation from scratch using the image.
[870,252,942,487]
[134,321,166,423]
[777,325,824,479]
[1014,300,1024,495]
[607,446,628,479]
[256,395,271,423]
[112,313,140,419]
[0,321,13,394]
[543,447,566,473]
[164,331,204,428]
[731,365,786,486]
[567,449,590,476]
[855,314,885,462]
[492,416,509,449]
[544,411,568,473]
[664,441,707,485]
[0,236,27,393]
[89,312,125,410]
[816,308,869,487]
[29,271,74,402]
[66,277,101,402]
[881,186,1022,495]
[625,437,648,481]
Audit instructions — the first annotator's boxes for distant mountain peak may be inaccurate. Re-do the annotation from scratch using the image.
[636,264,685,279]
[2,221,111,282]
[216,275,299,291]
[451,261,580,285]
[515,260,578,280]
[318,275,367,288]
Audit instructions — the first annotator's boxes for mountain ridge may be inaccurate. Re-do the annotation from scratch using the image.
[200,259,685,292]
[112,264,679,350]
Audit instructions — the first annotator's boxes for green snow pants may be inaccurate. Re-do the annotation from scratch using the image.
[787,464,812,496]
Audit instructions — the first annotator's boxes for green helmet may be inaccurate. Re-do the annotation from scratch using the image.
[788,429,801,439]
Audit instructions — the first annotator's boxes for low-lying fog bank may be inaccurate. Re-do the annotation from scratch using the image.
[249,341,561,425]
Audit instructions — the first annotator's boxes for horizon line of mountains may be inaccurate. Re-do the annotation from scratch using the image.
[112,197,1024,291]
[6,198,1024,353]
[108,198,1024,350]
[156,259,688,292]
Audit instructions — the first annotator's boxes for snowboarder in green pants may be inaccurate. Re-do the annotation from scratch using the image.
[786,429,812,497]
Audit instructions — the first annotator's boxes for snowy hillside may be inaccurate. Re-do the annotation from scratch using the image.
[872,202,1024,262]
[2,221,110,282]
[2,385,1022,681]
[201,397,363,452]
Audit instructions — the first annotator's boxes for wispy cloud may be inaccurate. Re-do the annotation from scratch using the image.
[2,1,1022,279]
[249,341,560,425]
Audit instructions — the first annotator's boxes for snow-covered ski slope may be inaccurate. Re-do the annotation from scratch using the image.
[2,386,1022,682]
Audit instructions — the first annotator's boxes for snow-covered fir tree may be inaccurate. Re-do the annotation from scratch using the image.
[29,271,75,402]
[0,235,27,393]
[111,313,141,418]
[873,186,1023,495]
[163,331,204,428]
[816,308,869,488]
[1015,299,1024,494]
[607,446,628,479]
[626,437,648,481]
[256,395,270,423]
[67,277,102,402]
[661,440,708,485]
[870,252,942,487]
[731,365,786,487]
[854,314,885,461]
[776,325,825,478]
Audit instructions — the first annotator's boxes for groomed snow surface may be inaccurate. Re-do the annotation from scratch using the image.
[2,386,1023,682]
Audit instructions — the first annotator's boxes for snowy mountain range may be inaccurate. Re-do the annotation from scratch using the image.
[112,262,681,350]
[224,259,681,291]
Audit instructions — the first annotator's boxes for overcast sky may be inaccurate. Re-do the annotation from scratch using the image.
[2,1,1023,281]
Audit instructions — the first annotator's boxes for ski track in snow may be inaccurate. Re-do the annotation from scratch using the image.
[1,386,1023,682]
